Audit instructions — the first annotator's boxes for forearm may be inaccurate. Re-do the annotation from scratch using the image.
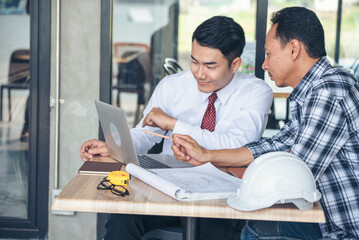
[174,120,262,150]
[205,147,254,167]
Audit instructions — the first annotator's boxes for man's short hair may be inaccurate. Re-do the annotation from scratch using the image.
[270,7,326,58]
[192,16,246,66]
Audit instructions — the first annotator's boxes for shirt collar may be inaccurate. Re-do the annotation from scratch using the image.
[289,57,331,105]
[200,72,241,104]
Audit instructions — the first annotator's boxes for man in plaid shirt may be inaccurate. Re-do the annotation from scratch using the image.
[172,7,359,240]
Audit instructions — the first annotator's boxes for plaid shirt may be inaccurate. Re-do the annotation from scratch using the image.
[246,57,359,239]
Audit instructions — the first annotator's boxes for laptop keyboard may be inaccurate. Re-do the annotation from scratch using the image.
[137,155,170,169]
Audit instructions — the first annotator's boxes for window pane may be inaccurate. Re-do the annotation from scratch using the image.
[112,0,178,127]
[0,0,29,219]
[339,1,359,81]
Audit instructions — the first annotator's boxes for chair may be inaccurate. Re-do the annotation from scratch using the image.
[163,58,183,75]
[112,42,151,126]
[0,49,30,121]
[266,92,291,130]
[273,92,291,126]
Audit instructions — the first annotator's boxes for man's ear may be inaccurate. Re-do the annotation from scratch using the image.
[231,57,242,72]
[289,39,301,60]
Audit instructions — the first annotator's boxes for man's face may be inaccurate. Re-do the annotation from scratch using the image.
[190,40,239,93]
[262,24,294,88]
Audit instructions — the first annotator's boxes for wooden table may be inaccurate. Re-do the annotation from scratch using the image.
[52,157,325,239]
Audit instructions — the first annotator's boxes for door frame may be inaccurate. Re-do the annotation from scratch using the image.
[0,0,51,238]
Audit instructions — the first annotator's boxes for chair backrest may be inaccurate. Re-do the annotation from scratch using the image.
[163,58,183,75]
[136,52,152,84]
[8,49,30,83]
[113,43,150,86]
[268,92,291,129]
[113,42,150,66]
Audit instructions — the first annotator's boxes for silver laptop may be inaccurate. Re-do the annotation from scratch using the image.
[94,100,192,169]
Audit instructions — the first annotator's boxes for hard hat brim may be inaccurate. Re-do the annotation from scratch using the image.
[227,196,271,211]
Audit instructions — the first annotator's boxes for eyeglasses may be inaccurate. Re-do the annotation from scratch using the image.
[97,177,129,197]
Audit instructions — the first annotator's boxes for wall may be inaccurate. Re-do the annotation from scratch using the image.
[48,0,100,239]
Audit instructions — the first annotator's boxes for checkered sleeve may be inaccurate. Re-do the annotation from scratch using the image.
[245,120,298,158]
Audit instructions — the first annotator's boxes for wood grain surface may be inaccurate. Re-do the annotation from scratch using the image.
[52,157,325,223]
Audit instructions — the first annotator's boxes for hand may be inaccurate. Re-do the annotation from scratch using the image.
[80,139,110,161]
[142,107,177,131]
[171,134,210,166]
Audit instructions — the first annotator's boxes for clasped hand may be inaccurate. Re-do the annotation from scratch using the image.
[142,107,177,131]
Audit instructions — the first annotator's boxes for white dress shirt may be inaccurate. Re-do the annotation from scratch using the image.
[131,70,273,155]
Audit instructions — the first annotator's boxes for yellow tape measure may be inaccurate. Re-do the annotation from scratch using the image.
[107,171,131,186]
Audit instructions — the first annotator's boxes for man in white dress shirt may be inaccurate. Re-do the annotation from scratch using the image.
[80,16,272,240]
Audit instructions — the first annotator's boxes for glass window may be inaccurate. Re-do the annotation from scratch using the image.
[339,1,359,81]
[112,0,178,127]
[0,0,29,219]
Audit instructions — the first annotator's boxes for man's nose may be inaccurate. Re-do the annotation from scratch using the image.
[262,58,268,70]
[196,65,206,79]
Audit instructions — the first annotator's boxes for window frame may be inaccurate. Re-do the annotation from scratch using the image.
[0,0,50,238]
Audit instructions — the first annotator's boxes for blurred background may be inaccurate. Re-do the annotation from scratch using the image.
[0,0,358,239]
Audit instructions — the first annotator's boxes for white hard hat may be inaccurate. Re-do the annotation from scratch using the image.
[227,152,321,211]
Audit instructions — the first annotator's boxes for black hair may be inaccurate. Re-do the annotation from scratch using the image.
[192,16,246,67]
[270,7,326,58]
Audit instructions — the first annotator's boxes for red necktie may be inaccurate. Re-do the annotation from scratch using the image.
[201,92,218,132]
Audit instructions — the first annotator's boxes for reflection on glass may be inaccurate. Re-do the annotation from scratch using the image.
[112,0,178,127]
[0,0,29,219]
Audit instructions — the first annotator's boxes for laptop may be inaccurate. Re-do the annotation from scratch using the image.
[94,100,193,169]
